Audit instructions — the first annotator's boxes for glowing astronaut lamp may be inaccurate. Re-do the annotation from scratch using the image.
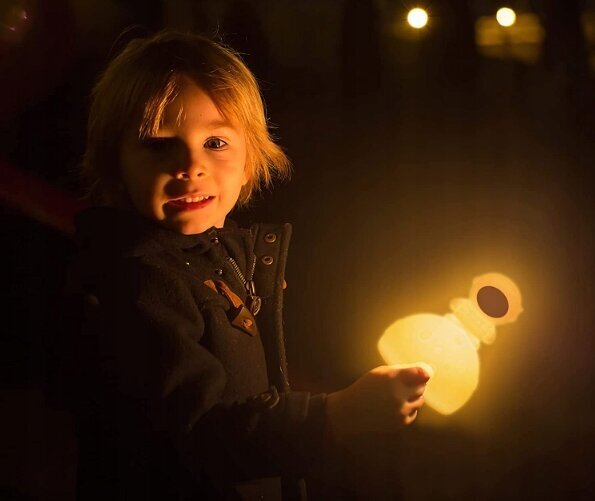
[378,273,523,415]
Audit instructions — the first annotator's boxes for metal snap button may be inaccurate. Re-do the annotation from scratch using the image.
[264,233,277,243]
[210,237,219,244]
[215,268,223,276]
[261,256,274,265]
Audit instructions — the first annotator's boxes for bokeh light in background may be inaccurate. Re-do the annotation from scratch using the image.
[496,7,517,27]
[475,10,545,64]
[407,7,429,29]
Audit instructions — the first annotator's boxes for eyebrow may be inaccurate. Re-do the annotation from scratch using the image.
[207,119,234,130]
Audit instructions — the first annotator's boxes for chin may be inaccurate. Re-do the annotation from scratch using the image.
[156,217,209,235]
[177,222,213,235]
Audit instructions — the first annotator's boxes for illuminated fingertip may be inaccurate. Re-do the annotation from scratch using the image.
[417,362,435,379]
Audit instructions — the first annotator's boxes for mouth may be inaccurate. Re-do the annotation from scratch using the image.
[165,195,215,211]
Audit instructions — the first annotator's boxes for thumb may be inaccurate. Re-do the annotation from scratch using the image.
[396,363,433,385]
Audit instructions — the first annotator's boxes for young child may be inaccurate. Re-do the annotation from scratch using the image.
[67,31,430,500]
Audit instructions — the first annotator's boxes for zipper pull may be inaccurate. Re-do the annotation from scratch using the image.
[225,255,261,316]
[246,279,262,316]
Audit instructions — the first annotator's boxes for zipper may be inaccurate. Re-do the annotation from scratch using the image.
[226,255,262,316]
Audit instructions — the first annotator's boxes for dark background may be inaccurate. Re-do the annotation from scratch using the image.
[1,0,593,499]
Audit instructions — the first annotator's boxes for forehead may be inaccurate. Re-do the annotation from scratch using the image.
[161,77,231,129]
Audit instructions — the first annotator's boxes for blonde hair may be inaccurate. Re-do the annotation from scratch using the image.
[83,31,290,205]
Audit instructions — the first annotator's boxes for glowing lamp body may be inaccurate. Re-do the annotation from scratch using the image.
[378,273,522,415]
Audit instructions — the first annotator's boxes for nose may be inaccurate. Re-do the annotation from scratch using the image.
[175,158,206,180]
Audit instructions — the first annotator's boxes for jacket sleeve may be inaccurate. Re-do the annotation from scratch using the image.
[87,257,327,487]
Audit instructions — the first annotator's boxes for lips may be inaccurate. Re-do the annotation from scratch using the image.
[166,195,214,211]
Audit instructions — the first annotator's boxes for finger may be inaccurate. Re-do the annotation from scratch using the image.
[404,408,418,425]
[407,382,427,400]
[400,400,422,417]
[407,390,425,403]
[398,366,431,386]
[390,379,426,403]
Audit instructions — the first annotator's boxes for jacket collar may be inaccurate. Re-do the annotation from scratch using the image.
[75,206,241,258]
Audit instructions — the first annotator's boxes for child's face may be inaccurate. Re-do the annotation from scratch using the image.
[119,77,248,234]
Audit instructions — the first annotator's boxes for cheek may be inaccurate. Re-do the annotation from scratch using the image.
[121,165,166,211]
[120,150,143,195]
[145,175,169,205]
[220,174,244,198]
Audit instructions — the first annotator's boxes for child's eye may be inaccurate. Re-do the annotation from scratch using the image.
[204,137,228,150]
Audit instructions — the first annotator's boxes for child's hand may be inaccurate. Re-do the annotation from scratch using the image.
[325,365,430,445]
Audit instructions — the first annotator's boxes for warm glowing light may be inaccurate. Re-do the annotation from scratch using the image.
[496,7,516,27]
[378,273,522,415]
[475,12,544,64]
[407,8,429,29]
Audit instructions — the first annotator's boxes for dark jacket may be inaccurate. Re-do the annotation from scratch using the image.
[62,207,327,500]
